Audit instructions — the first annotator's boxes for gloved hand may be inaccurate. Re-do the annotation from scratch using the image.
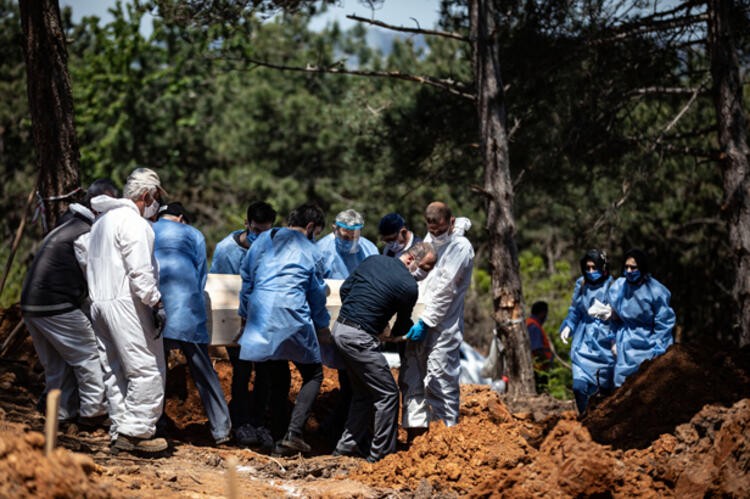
[588,299,612,321]
[152,305,166,338]
[405,319,427,342]
[560,326,571,345]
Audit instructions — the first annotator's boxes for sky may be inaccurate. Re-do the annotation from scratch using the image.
[60,0,442,35]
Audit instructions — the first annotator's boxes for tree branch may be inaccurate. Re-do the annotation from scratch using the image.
[239,57,475,100]
[346,14,469,42]
[586,13,709,45]
[627,86,706,97]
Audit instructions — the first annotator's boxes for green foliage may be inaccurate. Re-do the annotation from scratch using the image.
[1,0,747,371]
[520,250,575,399]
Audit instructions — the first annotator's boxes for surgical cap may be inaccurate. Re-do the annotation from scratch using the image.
[378,213,405,236]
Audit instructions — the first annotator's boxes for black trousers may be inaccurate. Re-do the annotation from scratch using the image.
[255,360,323,439]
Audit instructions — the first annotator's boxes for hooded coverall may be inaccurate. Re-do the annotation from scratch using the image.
[401,232,474,428]
[87,195,165,440]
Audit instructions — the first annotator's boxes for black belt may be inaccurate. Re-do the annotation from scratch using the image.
[336,316,365,331]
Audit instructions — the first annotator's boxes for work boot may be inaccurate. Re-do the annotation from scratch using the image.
[254,426,274,452]
[273,432,311,456]
[77,414,110,432]
[112,434,168,454]
[215,434,232,446]
[234,424,258,447]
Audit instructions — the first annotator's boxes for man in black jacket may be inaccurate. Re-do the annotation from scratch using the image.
[21,180,117,426]
[332,242,436,462]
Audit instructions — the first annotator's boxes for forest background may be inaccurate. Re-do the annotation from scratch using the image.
[1,0,748,398]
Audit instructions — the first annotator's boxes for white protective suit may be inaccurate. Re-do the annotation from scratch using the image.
[401,230,474,428]
[87,196,165,440]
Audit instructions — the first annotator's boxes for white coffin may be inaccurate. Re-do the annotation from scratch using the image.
[204,273,424,345]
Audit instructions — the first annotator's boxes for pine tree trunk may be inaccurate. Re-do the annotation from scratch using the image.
[19,0,80,230]
[470,0,536,395]
[708,0,750,347]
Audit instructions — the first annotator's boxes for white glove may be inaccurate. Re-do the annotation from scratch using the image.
[588,299,612,321]
[611,343,617,356]
[453,217,472,236]
[560,326,571,345]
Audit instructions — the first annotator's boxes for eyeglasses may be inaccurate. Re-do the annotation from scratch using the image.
[624,264,639,270]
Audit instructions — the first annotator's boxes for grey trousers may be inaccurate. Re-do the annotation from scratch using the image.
[332,322,398,461]
[25,310,106,420]
[165,339,231,442]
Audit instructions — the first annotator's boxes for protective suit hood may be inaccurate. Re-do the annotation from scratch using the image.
[91,195,138,216]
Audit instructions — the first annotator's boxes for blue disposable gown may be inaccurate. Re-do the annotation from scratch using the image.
[607,276,676,387]
[238,228,330,364]
[316,233,379,279]
[561,276,615,390]
[154,219,209,344]
[209,229,247,274]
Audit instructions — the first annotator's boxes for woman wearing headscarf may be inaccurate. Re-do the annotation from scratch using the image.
[560,249,615,413]
[605,249,676,387]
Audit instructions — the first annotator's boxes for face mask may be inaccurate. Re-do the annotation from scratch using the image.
[585,270,602,283]
[246,231,258,244]
[386,240,405,254]
[335,237,359,254]
[411,267,428,281]
[625,270,641,284]
[430,231,451,248]
[143,199,159,219]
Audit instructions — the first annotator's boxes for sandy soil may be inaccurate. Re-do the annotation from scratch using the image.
[1,307,749,498]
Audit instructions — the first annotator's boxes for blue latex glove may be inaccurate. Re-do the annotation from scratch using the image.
[405,319,427,342]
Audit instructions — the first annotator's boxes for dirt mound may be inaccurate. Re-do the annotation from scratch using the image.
[351,386,537,495]
[630,398,750,498]
[469,418,672,498]
[583,343,750,449]
[0,426,112,498]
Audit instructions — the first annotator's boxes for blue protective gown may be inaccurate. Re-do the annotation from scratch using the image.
[153,219,209,344]
[237,228,330,364]
[316,233,379,279]
[607,276,676,387]
[209,229,247,274]
[561,276,615,391]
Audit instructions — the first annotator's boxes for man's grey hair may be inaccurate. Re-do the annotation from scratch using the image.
[123,167,163,200]
[335,209,364,228]
[407,241,435,262]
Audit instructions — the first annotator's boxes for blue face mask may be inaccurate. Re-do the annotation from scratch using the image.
[585,270,602,283]
[246,231,258,244]
[625,270,641,284]
[335,237,358,254]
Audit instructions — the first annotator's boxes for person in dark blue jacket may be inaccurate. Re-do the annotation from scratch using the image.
[154,203,231,445]
[560,249,615,413]
[604,249,676,387]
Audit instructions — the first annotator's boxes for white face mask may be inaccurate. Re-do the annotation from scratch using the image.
[143,199,160,219]
[430,231,452,248]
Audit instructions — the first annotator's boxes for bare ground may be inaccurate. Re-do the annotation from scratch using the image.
[1,306,749,498]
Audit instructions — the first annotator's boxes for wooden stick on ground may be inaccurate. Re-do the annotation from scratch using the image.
[225,456,239,499]
[44,388,61,457]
